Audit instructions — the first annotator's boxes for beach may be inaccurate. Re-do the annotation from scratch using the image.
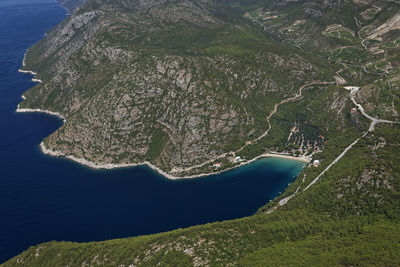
[16,58,309,180]
[17,100,309,180]
[37,137,309,180]
[1,2,307,262]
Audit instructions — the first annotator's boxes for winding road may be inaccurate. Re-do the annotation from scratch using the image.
[171,81,331,174]
[345,86,396,131]
[290,86,397,196]
[273,85,398,210]
[177,13,397,181]
[245,6,399,213]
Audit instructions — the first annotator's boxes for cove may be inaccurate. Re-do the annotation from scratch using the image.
[0,0,305,263]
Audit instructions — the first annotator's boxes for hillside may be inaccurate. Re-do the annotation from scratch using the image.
[7,0,400,265]
[4,124,400,265]
[18,0,399,178]
[56,0,86,13]
[18,0,336,177]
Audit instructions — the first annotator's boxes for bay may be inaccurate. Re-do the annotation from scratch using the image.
[0,0,304,263]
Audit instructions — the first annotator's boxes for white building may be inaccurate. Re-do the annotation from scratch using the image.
[213,163,222,168]
[233,156,242,163]
[313,160,321,167]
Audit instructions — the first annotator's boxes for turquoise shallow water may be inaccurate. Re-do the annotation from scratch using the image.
[0,0,305,263]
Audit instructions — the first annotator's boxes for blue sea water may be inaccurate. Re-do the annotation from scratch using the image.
[0,0,305,263]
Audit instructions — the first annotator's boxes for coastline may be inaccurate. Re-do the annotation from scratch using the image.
[16,102,309,180]
[18,49,41,81]
[260,153,310,163]
[39,141,184,179]
[18,69,37,75]
[17,63,310,180]
[16,105,66,123]
[38,136,309,180]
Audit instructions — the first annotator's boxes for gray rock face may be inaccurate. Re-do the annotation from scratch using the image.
[20,0,324,174]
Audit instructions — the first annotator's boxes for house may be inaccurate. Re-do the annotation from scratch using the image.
[313,160,321,167]
[350,107,358,125]
[233,156,242,163]
[213,163,222,168]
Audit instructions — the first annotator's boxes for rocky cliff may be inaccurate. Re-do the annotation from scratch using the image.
[19,0,399,177]
[7,0,400,266]
[20,0,333,176]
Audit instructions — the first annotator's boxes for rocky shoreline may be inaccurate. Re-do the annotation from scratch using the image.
[16,101,310,180]
[15,71,310,180]
[16,106,66,123]
[16,50,310,180]
[15,100,310,180]
[38,138,309,180]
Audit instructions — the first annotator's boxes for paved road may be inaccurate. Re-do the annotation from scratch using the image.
[303,132,366,191]
[345,86,396,131]
[302,86,397,192]
[280,85,398,204]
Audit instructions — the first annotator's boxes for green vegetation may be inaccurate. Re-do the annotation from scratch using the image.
[240,220,400,266]
[146,127,169,160]
[19,0,337,174]
[4,125,400,266]
[10,0,400,265]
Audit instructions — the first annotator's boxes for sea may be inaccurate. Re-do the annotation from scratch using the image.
[0,0,305,263]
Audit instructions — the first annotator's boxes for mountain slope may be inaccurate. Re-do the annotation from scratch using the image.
[18,0,333,177]
[4,124,400,265]
[57,0,86,13]
[7,0,400,265]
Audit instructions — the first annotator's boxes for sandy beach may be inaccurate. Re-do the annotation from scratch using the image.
[262,153,311,163]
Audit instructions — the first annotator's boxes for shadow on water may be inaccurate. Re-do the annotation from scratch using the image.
[0,0,305,263]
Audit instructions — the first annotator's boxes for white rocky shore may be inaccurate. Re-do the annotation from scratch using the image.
[16,99,310,180]
[18,69,37,75]
[17,62,310,180]
[39,138,310,180]
[21,104,309,180]
[16,106,66,123]
[39,141,183,179]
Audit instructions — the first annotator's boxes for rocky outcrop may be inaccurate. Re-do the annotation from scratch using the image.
[19,0,327,175]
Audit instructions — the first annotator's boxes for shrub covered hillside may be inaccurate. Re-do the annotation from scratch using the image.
[18,0,334,176]
[4,125,400,266]
[7,0,400,265]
